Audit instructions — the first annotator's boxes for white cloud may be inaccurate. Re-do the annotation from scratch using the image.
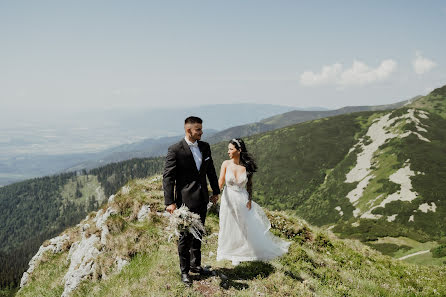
[340,60,397,86]
[300,63,342,86]
[413,51,436,75]
[300,59,397,87]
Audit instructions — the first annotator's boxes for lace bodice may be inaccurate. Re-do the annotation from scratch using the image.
[225,169,248,190]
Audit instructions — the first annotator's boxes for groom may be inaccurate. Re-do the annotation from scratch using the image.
[163,116,220,285]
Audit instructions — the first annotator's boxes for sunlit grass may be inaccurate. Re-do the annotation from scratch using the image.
[16,176,446,297]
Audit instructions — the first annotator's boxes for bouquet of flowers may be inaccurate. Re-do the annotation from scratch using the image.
[167,205,205,242]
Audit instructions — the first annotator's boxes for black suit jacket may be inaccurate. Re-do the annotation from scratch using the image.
[163,139,220,211]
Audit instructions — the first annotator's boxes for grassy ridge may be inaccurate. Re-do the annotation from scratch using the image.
[409,85,446,119]
[17,176,446,297]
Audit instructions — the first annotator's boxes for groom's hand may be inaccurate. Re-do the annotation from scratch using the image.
[166,203,177,214]
[210,194,219,204]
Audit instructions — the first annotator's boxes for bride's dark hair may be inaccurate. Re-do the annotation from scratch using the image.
[229,138,257,176]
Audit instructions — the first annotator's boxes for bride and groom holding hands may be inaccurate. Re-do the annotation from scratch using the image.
[163,116,290,286]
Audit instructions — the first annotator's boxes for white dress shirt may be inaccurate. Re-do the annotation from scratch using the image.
[185,136,202,171]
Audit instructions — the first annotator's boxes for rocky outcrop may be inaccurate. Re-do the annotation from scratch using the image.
[20,234,70,288]
[94,207,118,245]
[137,204,151,222]
[62,234,100,297]
[20,194,132,296]
[344,108,428,218]
[61,205,119,296]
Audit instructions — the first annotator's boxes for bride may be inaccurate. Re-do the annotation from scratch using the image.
[216,138,290,265]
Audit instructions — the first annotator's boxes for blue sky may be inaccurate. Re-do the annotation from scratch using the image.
[1,0,445,118]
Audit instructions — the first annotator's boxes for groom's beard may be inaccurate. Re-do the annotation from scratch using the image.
[190,134,202,141]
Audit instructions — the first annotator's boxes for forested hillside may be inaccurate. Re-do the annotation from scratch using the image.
[0,158,163,290]
[210,85,446,263]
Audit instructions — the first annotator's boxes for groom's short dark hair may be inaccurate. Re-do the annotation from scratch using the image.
[185,116,202,125]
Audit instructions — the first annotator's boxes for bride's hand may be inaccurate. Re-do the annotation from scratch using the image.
[246,200,252,210]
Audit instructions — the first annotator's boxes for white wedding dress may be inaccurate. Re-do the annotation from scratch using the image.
[216,169,291,265]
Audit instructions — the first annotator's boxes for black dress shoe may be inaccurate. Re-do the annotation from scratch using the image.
[181,273,192,286]
[190,266,213,276]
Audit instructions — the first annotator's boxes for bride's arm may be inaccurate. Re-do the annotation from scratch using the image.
[218,160,227,189]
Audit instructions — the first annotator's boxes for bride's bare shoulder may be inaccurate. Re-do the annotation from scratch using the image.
[221,160,230,167]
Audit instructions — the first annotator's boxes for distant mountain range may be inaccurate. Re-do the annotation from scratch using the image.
[0,101,408,186]
[63,97,417,177]
[0,103,295,186]
[205,97,419,143]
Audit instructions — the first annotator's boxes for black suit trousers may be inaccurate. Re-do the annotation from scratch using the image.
[177,208,206,274]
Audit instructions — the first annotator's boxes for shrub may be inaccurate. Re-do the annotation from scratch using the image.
[431,245,446,258]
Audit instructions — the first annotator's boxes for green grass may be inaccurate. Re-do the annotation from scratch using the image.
[0,288,18,297]
[363,236,446,265]
[17,253,66,297]
[366,243,411,256]
[16,176,446,297]
[352,148,401,216]
[60,175,105,211]
[404,252,446,266]
[409,85,446,119]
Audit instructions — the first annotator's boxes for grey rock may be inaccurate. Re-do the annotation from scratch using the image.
[20,234,70,288]
[137,204,151,222]
[62,235,100,297]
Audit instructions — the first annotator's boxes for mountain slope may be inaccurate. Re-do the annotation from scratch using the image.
[17,176,446,297]
[305,87,446,241]
[204,97,417,144]
[207,86,446,260]
[409,85,446,119]
[303,106,446,253]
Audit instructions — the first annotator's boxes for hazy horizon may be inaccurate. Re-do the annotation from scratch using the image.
[1,0,445,158]
[2,1,445,123]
